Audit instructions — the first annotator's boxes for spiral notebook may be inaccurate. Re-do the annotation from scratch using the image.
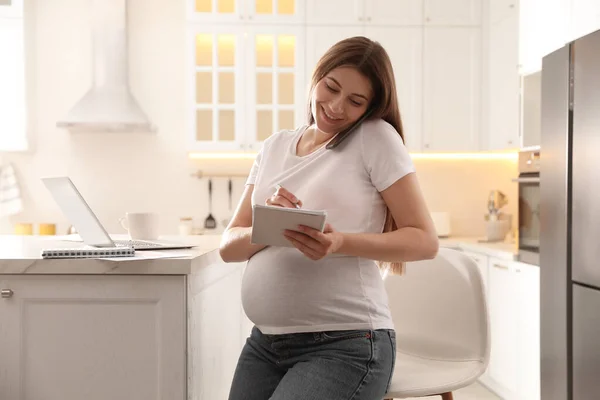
[251,204,327,248]
[41,246,135,259]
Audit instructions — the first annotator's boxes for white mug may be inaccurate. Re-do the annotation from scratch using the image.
[119,212,160,240]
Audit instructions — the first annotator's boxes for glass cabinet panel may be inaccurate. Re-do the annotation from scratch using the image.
[219,72,235,103]
[254,0,295,15]
[277,0,294,15]
[195,0,211,13]
[196,110,213,141]
[277,36,295,67]
[195,34,212,66]
[219,110,235,141]
[257,110,273,141]
[217,0,235,13]
[194,0,236,14]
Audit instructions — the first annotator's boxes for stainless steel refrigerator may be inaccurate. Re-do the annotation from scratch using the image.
[541,28,600,400]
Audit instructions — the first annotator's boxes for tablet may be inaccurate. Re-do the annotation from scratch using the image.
[251,204,327,248]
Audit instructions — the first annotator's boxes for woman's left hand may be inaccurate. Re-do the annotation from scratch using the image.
[283,223,343,260]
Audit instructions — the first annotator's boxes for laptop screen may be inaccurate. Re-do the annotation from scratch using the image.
[42,177,115,247]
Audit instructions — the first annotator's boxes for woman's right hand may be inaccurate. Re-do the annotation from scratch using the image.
[266,186,303,209]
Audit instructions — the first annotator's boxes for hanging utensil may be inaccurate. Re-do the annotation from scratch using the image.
[228,178,233,210]
[204,178,217,229]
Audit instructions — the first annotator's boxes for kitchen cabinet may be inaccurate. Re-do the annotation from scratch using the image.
[423,27,482,152]
[519,0,569,74]
[486,259,519,399]
[516,261,541,400]
[188,0,520,153]
[361,27,424,152]
[0,0,23,18]
[188,263,249,400]
[0,275,186,400]
[567,0,600,43]
[305,0,423,26]
[424,0,482,26]
[187,0,305,25]
[188,24,305,152]
[461,249,541,400]
[487,0,520,150]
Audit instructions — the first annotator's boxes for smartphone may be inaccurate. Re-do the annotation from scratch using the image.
[326,108,374,150]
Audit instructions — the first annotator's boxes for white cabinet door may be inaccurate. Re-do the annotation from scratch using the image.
[423,27,481,151]
[489,0,517,24]
[365,27,423,151]
[488,3,520,150]
[305,26,365,99]
[306,0,364,25]
[188,261,246,400]
[0,275,186,400]
[424,0,482,26]
[365,0,423,26]
[187,258,253,400]
[519,0,569,74]
[568,0,600,42]
[487,259,519,399]
[516,262,541,400]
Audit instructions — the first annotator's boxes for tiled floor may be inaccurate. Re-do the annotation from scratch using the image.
[400,381,501,400]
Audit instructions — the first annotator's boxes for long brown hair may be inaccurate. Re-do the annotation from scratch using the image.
[307,36,406,275]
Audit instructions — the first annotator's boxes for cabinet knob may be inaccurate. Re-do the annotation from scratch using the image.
[366,17,371,22]
[1,289,14,298]
[358,16,363,21]
[424,143,430,149]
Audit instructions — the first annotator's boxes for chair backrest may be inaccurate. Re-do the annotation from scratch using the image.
[384,247,490,364]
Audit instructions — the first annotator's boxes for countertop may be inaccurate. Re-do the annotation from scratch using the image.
[0,234,518,275]
[438,236,518,261]
[0,234,224,275]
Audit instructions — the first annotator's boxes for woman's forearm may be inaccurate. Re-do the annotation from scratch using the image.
[337,227,439,262]
[219,226,267,262]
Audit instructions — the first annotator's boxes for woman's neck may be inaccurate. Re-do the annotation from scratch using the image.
[296,125,337,157]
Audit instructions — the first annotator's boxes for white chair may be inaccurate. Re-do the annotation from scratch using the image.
[383,247,490,400]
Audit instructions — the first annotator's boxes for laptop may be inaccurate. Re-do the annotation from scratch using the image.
[42,176,195,251]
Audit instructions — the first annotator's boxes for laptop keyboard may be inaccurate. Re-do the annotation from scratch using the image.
[114,239,163,249]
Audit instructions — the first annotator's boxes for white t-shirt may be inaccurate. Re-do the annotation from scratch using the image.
[243,119,415,334]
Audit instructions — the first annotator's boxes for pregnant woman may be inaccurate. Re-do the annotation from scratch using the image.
[219,36,439,400]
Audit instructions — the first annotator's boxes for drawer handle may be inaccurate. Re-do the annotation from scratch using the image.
[1,289,14,298]
[493,263,509,270]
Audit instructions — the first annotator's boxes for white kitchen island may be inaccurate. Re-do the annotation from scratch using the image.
[0,234,252,400]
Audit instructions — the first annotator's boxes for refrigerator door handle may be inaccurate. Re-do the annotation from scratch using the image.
[512,177,541,183]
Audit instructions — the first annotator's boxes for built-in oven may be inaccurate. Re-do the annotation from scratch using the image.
[513,149,541,265]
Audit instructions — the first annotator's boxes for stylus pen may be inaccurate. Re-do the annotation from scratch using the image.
[275,184,301,209]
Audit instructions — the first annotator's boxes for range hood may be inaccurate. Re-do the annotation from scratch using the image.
[57,0,155,132]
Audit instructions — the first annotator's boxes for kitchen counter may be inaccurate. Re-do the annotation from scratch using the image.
[439,236,518,261]
[0,234,223,274]
[0,233,519,275]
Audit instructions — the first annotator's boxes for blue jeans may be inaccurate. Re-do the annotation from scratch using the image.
[228,326,396,400]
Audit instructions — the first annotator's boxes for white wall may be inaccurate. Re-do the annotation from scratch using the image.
[0,0,518,238]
